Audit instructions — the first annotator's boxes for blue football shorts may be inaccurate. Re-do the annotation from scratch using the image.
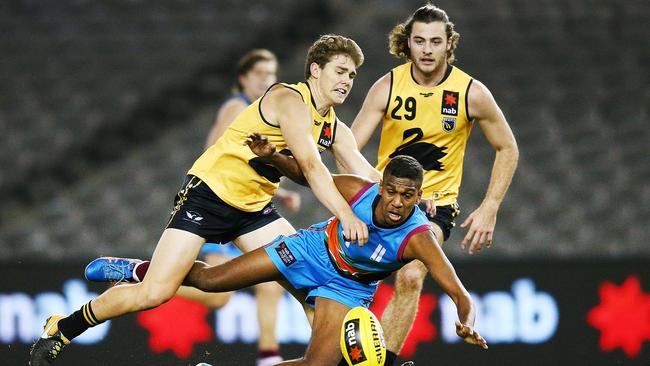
[264,230,376,309]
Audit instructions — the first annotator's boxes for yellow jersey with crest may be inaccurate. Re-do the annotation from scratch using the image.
[377,63,474,206]
[189,82,337,212]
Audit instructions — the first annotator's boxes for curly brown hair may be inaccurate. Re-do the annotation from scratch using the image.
[304,34,364,79]
[388,4,460,64]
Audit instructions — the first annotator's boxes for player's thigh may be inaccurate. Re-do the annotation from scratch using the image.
[233,217,296,252]
[303,297,350,365]
[142,228,204,296]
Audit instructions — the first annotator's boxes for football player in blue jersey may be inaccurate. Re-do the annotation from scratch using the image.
[84,154,487,365]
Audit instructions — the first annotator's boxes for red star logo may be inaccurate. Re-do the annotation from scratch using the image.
[323,125,332,139]
[370,283,437,357]
[349,346,364,361]
[136,295,213,359]
[587,275,650,358]
[443,93,457,106]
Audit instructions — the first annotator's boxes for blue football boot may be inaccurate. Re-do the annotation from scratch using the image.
[84,257,143,283]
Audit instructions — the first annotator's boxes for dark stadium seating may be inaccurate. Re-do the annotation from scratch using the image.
[1,0,648,260]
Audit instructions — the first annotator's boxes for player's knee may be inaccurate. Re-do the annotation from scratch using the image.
[136,285,176,309]
[395,263,427,293]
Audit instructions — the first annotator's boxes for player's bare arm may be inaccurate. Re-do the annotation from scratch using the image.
[262,87,369,245]
[332,121,382,181]
[331,174,374,202]
[245,132,308,186]
[350,73,392,149]
[350,73,436,216]
[402,229,488,349]
[205,98,248,148]
[461,80,519,254]
[245,133,375,203]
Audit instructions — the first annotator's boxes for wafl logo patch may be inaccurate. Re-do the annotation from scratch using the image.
[441,90,459,116]
[442,117,456,132]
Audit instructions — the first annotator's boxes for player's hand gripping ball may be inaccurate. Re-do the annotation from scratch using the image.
[340,307,386,366]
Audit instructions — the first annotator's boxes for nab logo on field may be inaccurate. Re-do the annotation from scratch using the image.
[344,319,368,364]
[440,278,559,344]
[318,121,333,148]
[441,90,459,116]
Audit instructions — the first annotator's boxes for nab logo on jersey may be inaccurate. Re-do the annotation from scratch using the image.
[441,90,459,116]
[318,121,333,148]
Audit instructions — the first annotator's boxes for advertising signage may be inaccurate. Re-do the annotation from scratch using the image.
[1,261,649,365]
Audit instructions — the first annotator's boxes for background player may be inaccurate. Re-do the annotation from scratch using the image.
[350,4,518,361]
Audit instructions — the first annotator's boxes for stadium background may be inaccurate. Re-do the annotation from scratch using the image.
[1,0,648,364]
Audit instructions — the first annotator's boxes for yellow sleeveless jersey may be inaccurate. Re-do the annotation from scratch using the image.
[377,63,474,205]
[189,82,337,212]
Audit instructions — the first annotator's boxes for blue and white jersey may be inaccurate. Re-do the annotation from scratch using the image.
[323,183,431,283]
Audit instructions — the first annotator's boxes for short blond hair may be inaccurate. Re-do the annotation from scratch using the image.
[388,4,460,64]
[304,34,364,79]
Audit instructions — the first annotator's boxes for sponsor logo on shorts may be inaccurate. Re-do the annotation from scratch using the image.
[361,296,374,308]
[343,319,367,364]
[441,90,459,116]
[275,242,296,266]
[263,206,274,215]
[183,210,204,225]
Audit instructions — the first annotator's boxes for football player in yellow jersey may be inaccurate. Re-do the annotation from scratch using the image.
[31,34,381,365]
[350,4,518,363]
[176,48,297,366]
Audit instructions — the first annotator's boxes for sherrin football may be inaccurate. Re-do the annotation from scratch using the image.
[340,307,386,366]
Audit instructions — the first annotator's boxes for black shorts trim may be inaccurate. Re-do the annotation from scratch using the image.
[417,202,460,241]
[166,175,283,243]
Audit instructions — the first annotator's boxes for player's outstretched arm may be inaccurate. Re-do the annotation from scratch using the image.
[245,132,308,186]
[461,80,519,254]
[332,121,382,181]
[262,87,368,245]
[350,73,391,149]
[402,230,488,349]
[244,132,373,206]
